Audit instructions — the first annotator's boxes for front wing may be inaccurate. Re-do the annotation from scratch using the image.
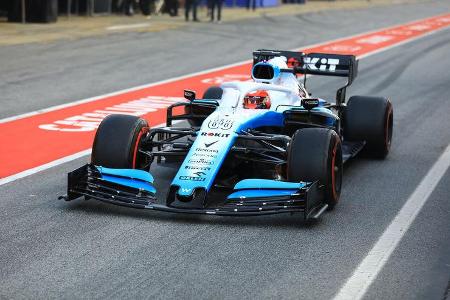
[59,164,328,220]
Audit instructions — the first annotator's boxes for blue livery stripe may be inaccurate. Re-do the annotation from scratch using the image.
[227,189,298,200]
[96,166,154,183]
[100,175,156,194]
[234,179,306,190]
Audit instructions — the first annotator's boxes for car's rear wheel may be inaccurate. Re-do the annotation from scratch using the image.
[287,128,343,209]
[186,86,223,127]
[91,114,149,169]
[344,96,393,159]
[202,86,223,100]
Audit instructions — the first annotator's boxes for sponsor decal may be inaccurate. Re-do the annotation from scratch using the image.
[303,57,340,72]
[181,188,192,193]
[207,118,234,130]
[185,165,211,171]
[200,132,230,138]
[193,147,219,158]
[38,96,183,132]
[196,148,218,153]
[192,153,217,158]
[303,99,319,106]
[204,140,218,148]
[188,158,214,165]
[179,176,206,182]
[193,171,206,177]
[302,98,319,110]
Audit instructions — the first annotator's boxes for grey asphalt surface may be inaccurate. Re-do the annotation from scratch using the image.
[1,1,450,299]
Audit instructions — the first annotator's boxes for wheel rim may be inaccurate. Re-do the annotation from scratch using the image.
[132,127,149,169]
[331,140,343,201]
[385,107,393,151]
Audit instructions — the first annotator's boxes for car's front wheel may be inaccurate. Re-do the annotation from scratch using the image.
[91,114,149,169]
[287,128,343,209]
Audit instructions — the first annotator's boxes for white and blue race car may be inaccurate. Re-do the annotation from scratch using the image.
[61,50,393,220]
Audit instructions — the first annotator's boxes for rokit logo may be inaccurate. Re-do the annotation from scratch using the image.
[185,165,211,171]
[304,57,340,72]
[188,158,214,165]
[208,118,233,130]
[201,132,230,138]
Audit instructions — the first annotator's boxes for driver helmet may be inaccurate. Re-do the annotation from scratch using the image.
[243,90,271,109]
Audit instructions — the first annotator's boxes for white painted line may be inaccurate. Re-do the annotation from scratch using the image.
[333,143,450,300]
[0,149,92,186]
[107,23,152,31]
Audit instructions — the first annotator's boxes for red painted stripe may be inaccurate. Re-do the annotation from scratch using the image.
[1,14,449,179]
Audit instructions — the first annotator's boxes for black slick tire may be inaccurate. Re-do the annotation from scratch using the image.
[344,96,393,159]
[287,128,343,209]
[91,114,149,169]
[202,86,223,100]
[186,86,223,127]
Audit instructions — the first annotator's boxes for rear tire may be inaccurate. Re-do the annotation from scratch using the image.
[202,86,223,100]
[287,128,343,209]
[91,114,149,169]
[186,86,223,127]
[344,96,393,159]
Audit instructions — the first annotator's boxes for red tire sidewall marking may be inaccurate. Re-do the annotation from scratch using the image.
[132,127,149,169]
[331,139,338,202]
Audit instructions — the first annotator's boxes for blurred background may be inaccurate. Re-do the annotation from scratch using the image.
[0,0,307,23]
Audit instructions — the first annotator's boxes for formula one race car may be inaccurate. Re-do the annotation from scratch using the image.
[60,49,393,220]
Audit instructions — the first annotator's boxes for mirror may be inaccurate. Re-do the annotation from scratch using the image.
[184,89,196,101]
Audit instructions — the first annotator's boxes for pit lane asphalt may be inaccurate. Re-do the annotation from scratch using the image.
[1,2,450,299]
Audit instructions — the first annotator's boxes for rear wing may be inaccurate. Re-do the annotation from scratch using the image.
[253,50,357,80]
[299,53,358,84]
[253,49,358,104]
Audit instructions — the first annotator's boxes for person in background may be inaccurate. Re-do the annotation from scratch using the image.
[206,0,212,18]
[246,0,256,11]
[210,0,222,23]
[140,0,152,17]
[185,0,199,21]
[124,0,135,15]
[165,0,179,16]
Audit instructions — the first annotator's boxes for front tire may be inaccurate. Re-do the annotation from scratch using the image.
[287,128,343,209]
[91,114,149,169]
